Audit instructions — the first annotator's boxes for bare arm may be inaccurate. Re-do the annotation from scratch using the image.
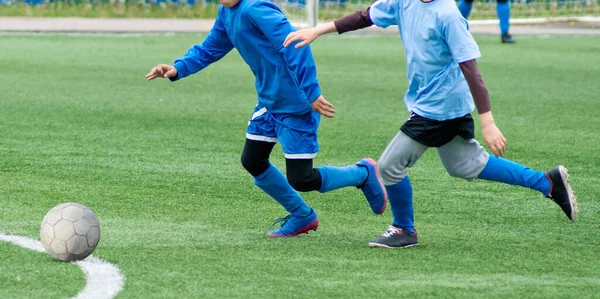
[283,8,374,48]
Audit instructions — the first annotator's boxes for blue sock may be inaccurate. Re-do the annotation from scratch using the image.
[478,156,551,195]
[387,177,415,233]
[497,1,511,35]
[458,0,473,19]
[254,164,311,217]
[317,165,368,193]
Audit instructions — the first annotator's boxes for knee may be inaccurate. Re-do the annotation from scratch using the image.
[445,164,467,179]
[378,156,407,186]
[241,154,269,177]
[444,160,486,181]
[287,171,319,192]
[287,175,307,191]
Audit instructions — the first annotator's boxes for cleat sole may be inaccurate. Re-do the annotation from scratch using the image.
[267,219,319,238]
[368,242,419,249]
[559,165,578,222]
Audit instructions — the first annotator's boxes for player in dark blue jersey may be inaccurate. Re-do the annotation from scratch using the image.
[146,0,387,237]
[458,0,515,43]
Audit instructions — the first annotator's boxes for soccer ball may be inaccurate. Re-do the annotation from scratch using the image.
[40,202,101,262]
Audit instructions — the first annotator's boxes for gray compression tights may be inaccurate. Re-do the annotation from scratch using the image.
[378,131,490,186]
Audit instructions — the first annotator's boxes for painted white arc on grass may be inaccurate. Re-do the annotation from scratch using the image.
[0,232,125,299]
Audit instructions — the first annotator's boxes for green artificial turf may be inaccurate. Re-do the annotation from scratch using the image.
[1,33,599,298]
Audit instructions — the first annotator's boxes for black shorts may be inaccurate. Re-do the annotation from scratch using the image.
[400,112,475,148]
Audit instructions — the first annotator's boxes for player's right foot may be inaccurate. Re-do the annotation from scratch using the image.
[356,158,388,214]
[267,209,319,237]
[369,225,418,248]
[501,33,516,43]
[546,166,578,221]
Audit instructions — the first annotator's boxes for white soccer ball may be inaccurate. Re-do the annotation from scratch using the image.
[40,202,100,262]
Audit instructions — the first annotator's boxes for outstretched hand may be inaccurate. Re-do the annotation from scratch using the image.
[145,64,178,80]
[311,95,336,118]
[284,28,321,49]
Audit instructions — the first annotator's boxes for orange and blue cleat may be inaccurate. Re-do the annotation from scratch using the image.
[267,209,319,237]
[356,158,388,215]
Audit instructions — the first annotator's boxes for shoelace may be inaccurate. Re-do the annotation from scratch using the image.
[381,225,402,238]
[268,215,291,229]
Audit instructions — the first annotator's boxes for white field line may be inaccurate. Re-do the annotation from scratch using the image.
[0,232,125,299]
[292,16,600,28]
[469,16,600,25]
[0,16,598,33]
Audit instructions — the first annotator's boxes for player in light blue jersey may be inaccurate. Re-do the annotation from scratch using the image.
[146,0,387,237]
[284,0,577,247]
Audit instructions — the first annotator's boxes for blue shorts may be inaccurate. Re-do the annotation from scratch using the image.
[246,106,320,159]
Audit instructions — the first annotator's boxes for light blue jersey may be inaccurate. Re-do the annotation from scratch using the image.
[370,0,481,121]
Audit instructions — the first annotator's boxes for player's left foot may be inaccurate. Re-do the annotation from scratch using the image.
[356,158,388,214]
[501,33,516,43]
[369,225,418,248]
[546,166,578,221]
[267,208,319,237]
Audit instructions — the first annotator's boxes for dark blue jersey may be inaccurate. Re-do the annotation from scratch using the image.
[171,0,322,115]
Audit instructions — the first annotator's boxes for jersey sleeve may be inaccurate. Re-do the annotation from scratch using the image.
[334,8,374,34]
[170,12,234,81]
[442,15,481,63]
[369,0,398,28]
[246,1,321,103]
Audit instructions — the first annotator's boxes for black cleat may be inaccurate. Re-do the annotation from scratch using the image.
[501,33,516,43]
[368,225,418,248]
[546,166,578,221]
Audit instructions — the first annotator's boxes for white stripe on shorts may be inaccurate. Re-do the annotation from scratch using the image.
[251,107,267,120]
[246,133,278,143]
[284,153,318,159]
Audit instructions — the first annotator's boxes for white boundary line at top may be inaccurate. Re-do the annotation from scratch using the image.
[469,16,600,25]
[292,16,600,28]
[0,232,125,299]
[0,16,598,34]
